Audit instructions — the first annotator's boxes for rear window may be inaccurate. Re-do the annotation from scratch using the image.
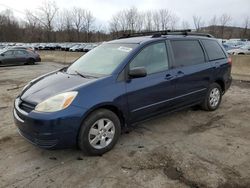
[170,40,205,67]
[202,40,226,61]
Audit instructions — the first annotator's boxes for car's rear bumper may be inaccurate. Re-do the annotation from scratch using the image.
[36,57,41,62]
[13,98,86,149]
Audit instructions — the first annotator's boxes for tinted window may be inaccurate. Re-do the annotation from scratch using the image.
[14,50,27,55]
[3,50,14,56]
[130,42,168,74]
[170,40,205,67]
[202,40,226,60]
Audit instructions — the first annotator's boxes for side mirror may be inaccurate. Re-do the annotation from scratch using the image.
[129,67,147,78]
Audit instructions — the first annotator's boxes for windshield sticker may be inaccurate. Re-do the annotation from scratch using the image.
[118,46,132,52]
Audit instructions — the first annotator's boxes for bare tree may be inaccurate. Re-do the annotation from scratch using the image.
[169,14,179,30]
[109,14,120,36]
[109,10,128,35]
[135,12,144,32]
[58,9,73,41]
[181,20,190,30]
[126,7,139,33]
[193,15,204,31]
[242,16,249,38]
[0,9,21,42]
[219,14,231,38]
[117,10,128,32]
[152,11,160,31]
[159,9,171,30]
[72,7,86,41]
[208,15,217,36]
[38,0,59,41]
[25,10,43,42]
[144,11,153,31]
[84,10,95,41]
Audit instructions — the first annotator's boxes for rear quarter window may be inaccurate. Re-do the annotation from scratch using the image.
[202,40,226,61]
[170,40,205,67]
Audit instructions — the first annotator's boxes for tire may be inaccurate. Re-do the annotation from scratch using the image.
[78,109,121,156]
[27,58,35,65]
[201,83,222,111]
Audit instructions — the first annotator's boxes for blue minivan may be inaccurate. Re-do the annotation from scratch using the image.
[14,31,232,155]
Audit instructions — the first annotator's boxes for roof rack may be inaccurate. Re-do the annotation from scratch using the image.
[118,29,214,39]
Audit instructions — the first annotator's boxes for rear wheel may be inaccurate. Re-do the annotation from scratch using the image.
[201,83,222,111]
[78,109,121,156]
[26,58,35,65]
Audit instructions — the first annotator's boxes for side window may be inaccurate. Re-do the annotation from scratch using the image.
[202,40,226,61]
[3,51,14,56]
[130,42,168,74]
[14,50,27,55]
[170,40,205,67]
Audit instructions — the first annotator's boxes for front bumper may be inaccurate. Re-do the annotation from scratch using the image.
[13,98,86,149]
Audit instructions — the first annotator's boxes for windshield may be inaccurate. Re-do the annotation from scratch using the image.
[67,43,136,76]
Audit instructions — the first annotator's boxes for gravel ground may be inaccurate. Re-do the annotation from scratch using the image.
[0,62,250,188]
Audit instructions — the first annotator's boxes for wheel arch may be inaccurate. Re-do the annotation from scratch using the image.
[80,103,127,129]
[214,79,225,94]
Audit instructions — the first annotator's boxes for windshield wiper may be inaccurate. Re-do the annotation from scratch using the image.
[74,70,88,78]
[59,66,69,72]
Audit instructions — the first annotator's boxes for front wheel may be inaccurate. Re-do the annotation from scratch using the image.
[78,109,121,156]
[201,83,222,111]
[26,58,35,65]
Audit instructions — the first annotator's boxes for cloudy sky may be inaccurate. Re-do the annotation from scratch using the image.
[0,0,249,28]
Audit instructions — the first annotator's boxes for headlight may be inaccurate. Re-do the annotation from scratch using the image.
[35,91,78,112]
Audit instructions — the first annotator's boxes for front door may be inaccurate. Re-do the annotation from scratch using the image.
[126,42,176,123]
[2,50,15,65]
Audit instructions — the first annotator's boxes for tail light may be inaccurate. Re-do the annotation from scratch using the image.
[227,57,232,65]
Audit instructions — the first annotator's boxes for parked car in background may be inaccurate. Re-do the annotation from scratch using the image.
[69,44,81,52]
[13,30,232,155]
[0,49,41,65]
[38,43,46,50]
[83,44,98,52]
[77,44,87,52]
[222,44,235,51]
[10,46,36,52]
[227,45,250,55]
[0,45,6,50]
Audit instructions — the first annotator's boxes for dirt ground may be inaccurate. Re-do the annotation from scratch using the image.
[0,62,250,188]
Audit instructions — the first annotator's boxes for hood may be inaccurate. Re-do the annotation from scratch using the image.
[20,70,96,104]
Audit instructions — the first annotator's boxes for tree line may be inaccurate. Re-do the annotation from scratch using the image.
[0,1,249,43]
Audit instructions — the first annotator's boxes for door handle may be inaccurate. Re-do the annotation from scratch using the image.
[177,70,184,75]
[214,62,220,68]
[165,74,174,80]
[176,70,185,77]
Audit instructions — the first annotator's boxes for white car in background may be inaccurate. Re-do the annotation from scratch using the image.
[227,45,250,55]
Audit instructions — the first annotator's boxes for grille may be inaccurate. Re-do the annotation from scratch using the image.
[19,100,36,113]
